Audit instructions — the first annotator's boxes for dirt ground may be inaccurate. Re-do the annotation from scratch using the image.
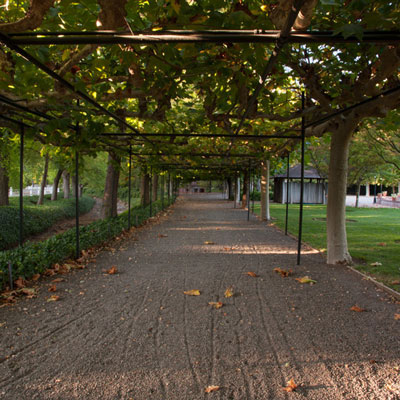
[0,194,399,399]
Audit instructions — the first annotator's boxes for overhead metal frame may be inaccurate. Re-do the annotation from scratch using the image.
[1,21,397,266]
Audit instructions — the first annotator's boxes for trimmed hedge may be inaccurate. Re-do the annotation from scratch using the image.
[0,197,175,290]
[0,195,95,251]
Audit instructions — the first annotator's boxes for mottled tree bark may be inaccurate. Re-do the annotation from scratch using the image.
[101,151,121,219]
[62,171,70,199]
[260,161,271,220]
[152,174,158,202]
[242,171,248,209]
[51,169,63,201]
[140,172,151,207]
[0,162,9,206]
[37,153,49,205]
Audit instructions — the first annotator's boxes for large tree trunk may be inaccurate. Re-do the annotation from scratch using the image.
[242,171,248,209]
[152,174,158,202]
[355,181,361,208]
[62,171,70,199]
[101,151,121,219]
[140,171,151,207]
[0,156,9,206]
[327,123,356,265]
[37,153,49,205]
[51,169,63,201]
[260,161,271,220]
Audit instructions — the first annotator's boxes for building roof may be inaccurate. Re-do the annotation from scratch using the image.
[274,165,324,179]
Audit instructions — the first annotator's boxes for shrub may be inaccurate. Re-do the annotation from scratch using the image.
[0,197,175,290]
[0,195,95,251]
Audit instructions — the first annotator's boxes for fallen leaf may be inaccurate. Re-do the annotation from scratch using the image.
[47,295,60,302]
[158,234,168,238]
[391,280,400,285]
[223,247,230,251]
[44,268,56,276]
[184,289,201,296]
[48,285,57,292]
[295,276,317,284]
[370,262,382,266]
[377,242,387,247]
[51,278,65,283]
[274,267,292,277]
[350,305,366,312]
[209,301,223,309]
[19,288,36,298]
[31,274,41,282]
[14,277,26,289]
[204,241,215,245]
[205,385,220,393]
[224,287,234,298]
[107,266,118,275]
[394,314,400,320]
[282,379,298,392]
[246,271,259,278]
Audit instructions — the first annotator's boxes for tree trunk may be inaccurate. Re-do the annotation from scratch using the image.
[141,171,151,207]
[101,151,121,219]
[227,178,233,200]
[327,124,356,265]
[242,171,248,209]
[208,180,212,193]
[152,174,158,202]
[0,160,9,206]
[37,153,49,205]
[71,174,77,198]
[260,161,271,220]
[355,182,361,208]
[51,169,63,201]
[235,176,241,207]
[62,171,70,199]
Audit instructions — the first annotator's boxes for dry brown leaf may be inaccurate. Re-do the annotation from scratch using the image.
[246,271,259,278]
[107,266,118,275]
[392,280,400,285]
[205,385,220,393]
[295,276,317,284]
[223,247,230,251]
[47,295,60,302]
[274,267,292,277]
[14,277,26,289]
[184,289,201,296]
[377,242,387,246]
[158,234,168,238]
[350,305,366,312]
[51,278,65,283]
[394,314,400,320]
[204,241,215,245]
[282,379,298,392]
[31,274,41,282]
[19,288,36,298]
[224,287,234,298]
[44,268,56,276]
[48,285,57,292]
[209,301,223,309]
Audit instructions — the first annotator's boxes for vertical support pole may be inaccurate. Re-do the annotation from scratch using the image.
[149,167,153,217]
[128,145,132,229]
[19,125,24,247]
[161,174,165,210]
[167,173,171,203]
[251,172,255,213]
[297,91,306,265]
[233,174,237,208]
[247,162,251,221]
[285,154,290,235]
[75,101,80,259]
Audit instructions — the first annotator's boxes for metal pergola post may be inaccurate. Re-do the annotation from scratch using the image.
[19,124,24,247]
[149,167,153,217]
[297,91,306,265]
[161,174,165,210]
[247,161,251,221]
[285,154,290,235]
[128,145,132,229]
[75,117,80,259]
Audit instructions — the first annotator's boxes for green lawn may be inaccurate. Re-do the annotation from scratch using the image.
[253,203,400,290]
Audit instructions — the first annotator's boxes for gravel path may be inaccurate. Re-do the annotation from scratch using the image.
[1,194,399,399]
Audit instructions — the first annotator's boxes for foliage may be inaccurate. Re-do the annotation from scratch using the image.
[0,195,95,250]
[0,197,175,290]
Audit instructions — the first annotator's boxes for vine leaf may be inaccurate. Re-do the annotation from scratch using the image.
[205,385,220,393]
[184,289,201,296]
[282,379,298,392]
[224,287,234,298]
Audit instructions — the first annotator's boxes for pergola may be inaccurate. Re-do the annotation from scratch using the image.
[1,3,399,269]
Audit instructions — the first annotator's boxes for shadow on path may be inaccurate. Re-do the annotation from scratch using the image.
[0,194,399,399]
